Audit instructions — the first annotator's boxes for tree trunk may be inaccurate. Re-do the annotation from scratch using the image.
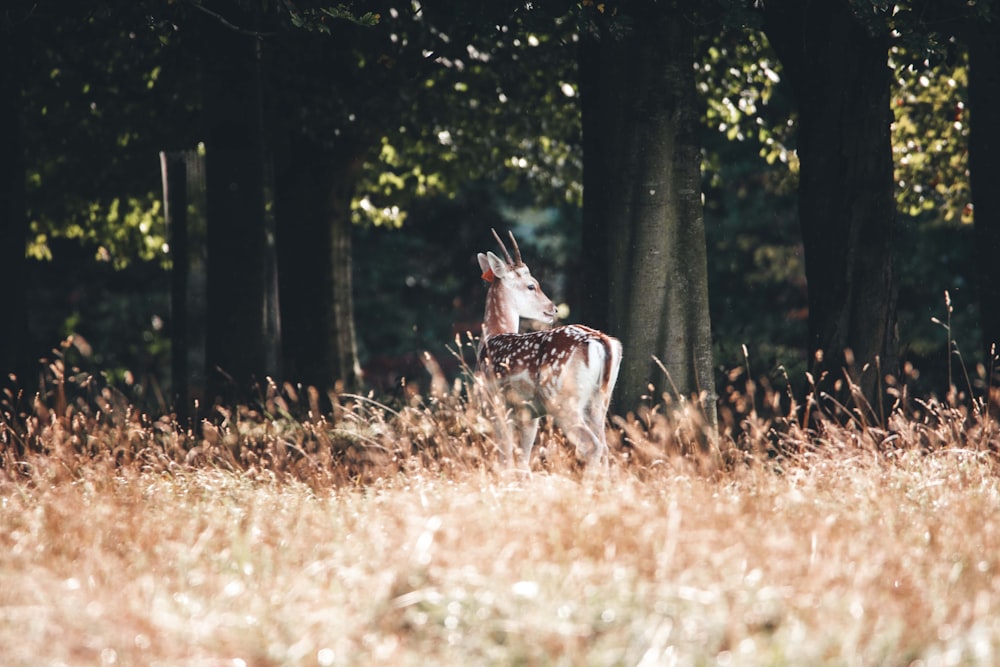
[0,25,30,389]
[585,1,717,417]
[275,141,331,390]
[160,151,190,419]
[763,1,898,411]
[330,196,363,391]
[275,139,363,392]
[968,11,1000,371]
[579,32,610,333]
[200,4,280,400]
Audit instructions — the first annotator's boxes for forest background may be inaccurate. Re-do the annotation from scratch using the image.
[0,0,993,417]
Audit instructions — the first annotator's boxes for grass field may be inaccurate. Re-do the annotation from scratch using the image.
[3,365,1000,666]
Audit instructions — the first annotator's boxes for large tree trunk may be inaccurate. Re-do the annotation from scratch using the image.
[763,1,898,410]
[0,25,30,388]
[584,1,716,417]
[579,32,610,333]
[271,19,364,394]
[968,10,1000,371]
[275,139,363,392]
[200,4,281,400]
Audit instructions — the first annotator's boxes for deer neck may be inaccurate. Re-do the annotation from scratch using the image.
[482,285,520,339]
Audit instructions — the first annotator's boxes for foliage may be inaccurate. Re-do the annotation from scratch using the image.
[703,150,806,382]
[895,224,980,394]
[16,0,587,389]
[349,1,582,227]
[281,0,382,31]
[27,239,172,399]
[891,44,971,224]
[23,3,199,268]
[698,28,798,177]
[697,25,805,383]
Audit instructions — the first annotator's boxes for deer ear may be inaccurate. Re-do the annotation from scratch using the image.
[477,253,496,282]
[485,251,510,280]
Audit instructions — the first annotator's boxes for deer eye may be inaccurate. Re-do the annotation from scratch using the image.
[527,284,536,291]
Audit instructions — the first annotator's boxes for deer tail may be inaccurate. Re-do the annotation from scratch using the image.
[600,334,623,399]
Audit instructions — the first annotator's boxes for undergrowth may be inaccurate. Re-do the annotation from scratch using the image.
[5,344,1000,665]
[2,339,999,488]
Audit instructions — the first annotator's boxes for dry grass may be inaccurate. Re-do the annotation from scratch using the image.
[3,359,1000,666]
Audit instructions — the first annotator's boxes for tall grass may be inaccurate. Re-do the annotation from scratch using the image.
[3,350,1000,665]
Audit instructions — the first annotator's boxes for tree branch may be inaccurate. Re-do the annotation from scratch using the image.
[189,1,273,38]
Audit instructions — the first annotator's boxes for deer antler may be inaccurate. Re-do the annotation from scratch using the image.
[507,231,523,267]
[491,228,515,266]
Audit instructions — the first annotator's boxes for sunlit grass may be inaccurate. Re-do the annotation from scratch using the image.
[3,354,1000,665]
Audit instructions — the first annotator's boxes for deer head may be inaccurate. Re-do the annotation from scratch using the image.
[477,229,557,331]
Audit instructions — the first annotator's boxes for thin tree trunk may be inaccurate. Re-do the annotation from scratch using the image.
[160,151,189,419]
[330,200,362,391]
[764,0,898,411]
[0,25,30,389]
[587,2,716,419]
[968,11,1000,372]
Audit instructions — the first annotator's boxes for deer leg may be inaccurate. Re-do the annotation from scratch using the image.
[544,392,605,469]
[586,395,611,465]
[492,408,538,471]
[516,415,540,470]
[556,413,606,468]
[491,406,516,467]
[572,424,606,467]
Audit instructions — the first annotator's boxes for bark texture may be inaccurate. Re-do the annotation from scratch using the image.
[161,152,189,417]
[968,9,1000,367]
[201,5,281,399]
[0,25,29,387]
[763,0,899,408]
[579,33,610,333]
[274,142,364,392]
[584,2,716,415]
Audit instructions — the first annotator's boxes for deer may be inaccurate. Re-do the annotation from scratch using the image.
[476,229,622,472]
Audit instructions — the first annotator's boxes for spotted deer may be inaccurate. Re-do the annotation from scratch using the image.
[477,229,622,470]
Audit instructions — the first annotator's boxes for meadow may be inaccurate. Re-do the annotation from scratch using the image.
[3,358,1000,666]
